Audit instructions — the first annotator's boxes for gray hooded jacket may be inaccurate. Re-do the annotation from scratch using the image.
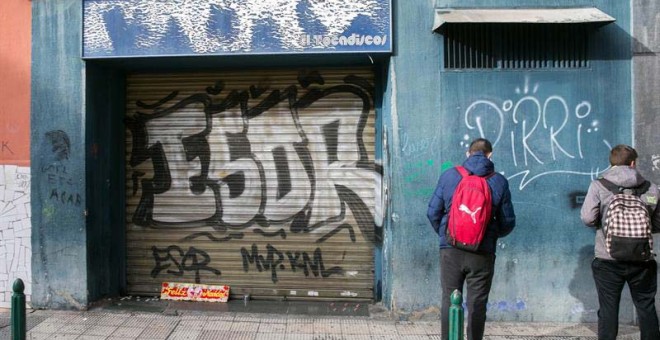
[580,166,660,260]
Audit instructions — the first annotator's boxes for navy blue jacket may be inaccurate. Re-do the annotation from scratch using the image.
[427,152,516,253]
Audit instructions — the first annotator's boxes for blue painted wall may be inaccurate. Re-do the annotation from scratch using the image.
[383,0,634,322]
[32,0,388,308]
[31,0,88,309]
[32,0,642,323]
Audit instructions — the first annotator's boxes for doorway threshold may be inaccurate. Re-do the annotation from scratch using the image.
[91,296,372,318]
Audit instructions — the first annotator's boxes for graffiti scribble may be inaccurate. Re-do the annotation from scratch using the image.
[151,245,221,283]
[45,130,71,161]
[240,243,343,283]
[126,73,380,245]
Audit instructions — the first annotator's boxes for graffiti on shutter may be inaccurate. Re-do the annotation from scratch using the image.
[125,68,380,299]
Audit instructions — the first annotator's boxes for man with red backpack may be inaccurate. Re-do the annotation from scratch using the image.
[427,138,516,340]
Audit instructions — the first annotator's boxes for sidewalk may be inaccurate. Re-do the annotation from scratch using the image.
[0,299,642,339]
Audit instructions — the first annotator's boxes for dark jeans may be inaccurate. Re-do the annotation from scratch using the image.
[592,258,660,340]
[441,247,496,340]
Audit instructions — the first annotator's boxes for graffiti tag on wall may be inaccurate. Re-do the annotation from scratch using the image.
[0,141,14,155]
[240,243,343,283]
[127,72,380,239]
[151,245,221,284]
[128,70,380,290]
[42,130,81,206]
[461,78,611,190]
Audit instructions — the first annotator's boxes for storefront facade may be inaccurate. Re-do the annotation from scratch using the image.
[27,0,657,323]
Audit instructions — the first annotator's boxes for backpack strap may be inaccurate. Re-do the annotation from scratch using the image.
[598,178,621,194]
[599,178,651,196]
[455,166,469,178]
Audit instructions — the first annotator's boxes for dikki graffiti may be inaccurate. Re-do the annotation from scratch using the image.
[461,78,611,190]
[127,69,379,293]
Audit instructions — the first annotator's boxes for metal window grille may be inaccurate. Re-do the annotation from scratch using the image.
[443,23,590,69]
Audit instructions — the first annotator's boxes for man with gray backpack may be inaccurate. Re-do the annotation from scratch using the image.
[581,144,660,340]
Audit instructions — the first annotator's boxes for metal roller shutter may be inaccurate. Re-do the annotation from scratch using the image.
[125,68,379,301]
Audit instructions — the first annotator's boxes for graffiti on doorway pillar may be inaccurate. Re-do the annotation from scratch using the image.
[42,130,81,207]
[45,130,70,161]
[126,70,381,246]
[461,77,612,190]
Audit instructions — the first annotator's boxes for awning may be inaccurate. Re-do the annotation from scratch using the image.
[433,8,615,32]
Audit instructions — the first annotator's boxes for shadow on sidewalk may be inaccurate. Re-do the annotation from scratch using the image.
[568,245,599,324]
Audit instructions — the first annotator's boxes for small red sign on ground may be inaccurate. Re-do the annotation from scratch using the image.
[160,282,230,302]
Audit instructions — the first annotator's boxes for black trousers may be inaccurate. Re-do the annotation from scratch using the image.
[592,258,660,340]
[441,247,495,340]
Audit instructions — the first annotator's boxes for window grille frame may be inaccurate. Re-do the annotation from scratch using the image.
[442,23,591,70]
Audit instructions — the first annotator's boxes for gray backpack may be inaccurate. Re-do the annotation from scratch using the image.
[600,178,653,262]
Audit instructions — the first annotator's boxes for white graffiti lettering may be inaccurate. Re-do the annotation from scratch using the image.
[126,71,382,244]
[462,79,610,190]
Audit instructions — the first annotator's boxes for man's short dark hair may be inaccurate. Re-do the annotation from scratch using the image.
[469,138,493,155]
[609,144,638,166]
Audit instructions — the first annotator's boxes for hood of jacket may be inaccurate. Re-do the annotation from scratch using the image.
[462,152,495,177]
[603,166,646,188]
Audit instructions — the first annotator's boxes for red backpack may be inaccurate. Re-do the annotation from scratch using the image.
[446,166,493,251]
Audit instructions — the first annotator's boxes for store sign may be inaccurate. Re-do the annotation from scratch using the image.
[83,0,392,58]
[160,282,230,302]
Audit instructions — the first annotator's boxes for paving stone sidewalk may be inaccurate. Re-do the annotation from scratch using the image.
[0,306,642,339]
